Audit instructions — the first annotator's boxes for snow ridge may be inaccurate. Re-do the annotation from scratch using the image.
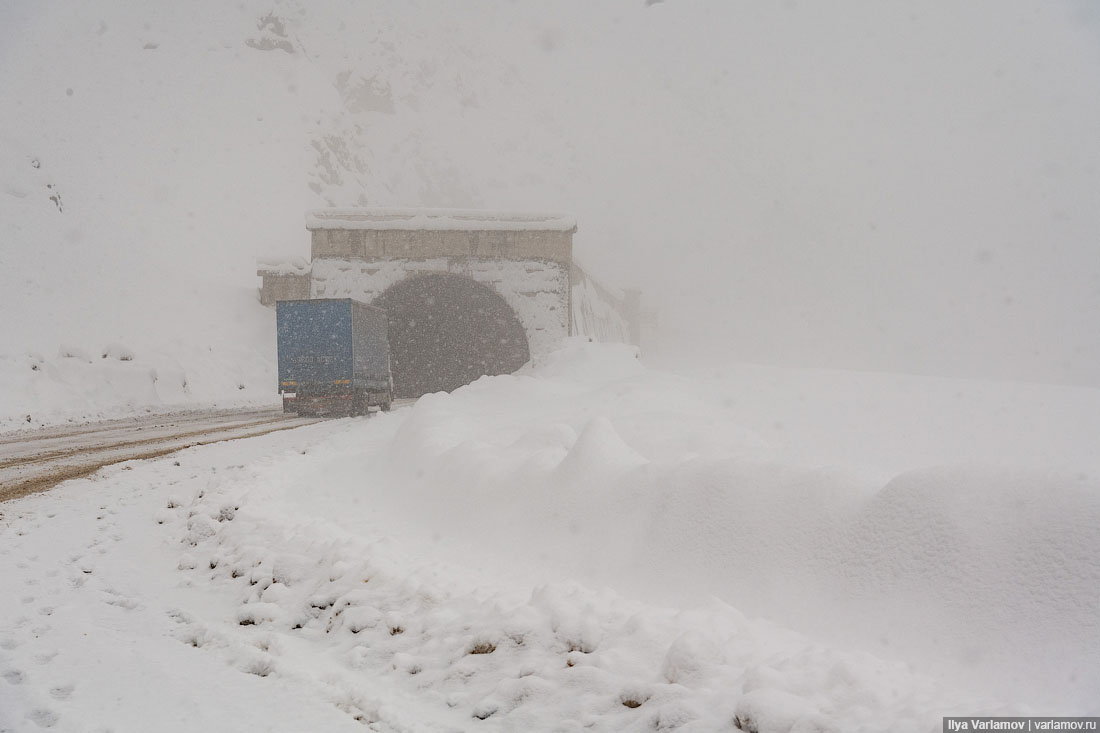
[165,462,1001,732]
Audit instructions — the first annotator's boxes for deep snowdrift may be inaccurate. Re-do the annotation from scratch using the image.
[198,342,1100,715]
[3,343,1098,730]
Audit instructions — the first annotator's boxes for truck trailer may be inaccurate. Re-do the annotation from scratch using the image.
[276,298,393,416]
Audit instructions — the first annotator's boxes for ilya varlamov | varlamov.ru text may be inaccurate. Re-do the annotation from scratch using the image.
[943,719,1099,732]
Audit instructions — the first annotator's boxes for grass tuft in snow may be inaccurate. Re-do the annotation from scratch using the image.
[468,641,496,655]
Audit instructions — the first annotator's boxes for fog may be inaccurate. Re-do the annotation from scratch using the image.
[1,0,1098,387]
[3,2,1100,719]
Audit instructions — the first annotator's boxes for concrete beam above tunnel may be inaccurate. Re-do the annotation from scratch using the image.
[307,209,575,264]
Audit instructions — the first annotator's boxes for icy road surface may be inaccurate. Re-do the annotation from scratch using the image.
[0,409,318,503]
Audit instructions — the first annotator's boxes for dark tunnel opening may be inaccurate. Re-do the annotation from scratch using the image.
[372,272,531,398]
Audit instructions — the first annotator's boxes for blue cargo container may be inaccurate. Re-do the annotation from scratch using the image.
[276,298,393,416]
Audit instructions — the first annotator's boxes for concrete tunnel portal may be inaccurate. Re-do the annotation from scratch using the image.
[372,272,531,398]
[257,208,616,401]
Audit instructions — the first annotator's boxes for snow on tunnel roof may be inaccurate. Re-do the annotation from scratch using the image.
[305,208,577,232]
[256,256,310,275]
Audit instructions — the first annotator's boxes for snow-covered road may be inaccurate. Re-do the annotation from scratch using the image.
[0,419,371,733]
[0,409,317,504]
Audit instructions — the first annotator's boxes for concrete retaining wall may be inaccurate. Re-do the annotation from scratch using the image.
[570,263,641,348]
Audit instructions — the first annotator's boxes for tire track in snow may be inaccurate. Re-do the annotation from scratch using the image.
[0,410,321,504]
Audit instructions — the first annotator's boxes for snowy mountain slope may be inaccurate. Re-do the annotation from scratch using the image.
[3,0,1100,430]
[0,0,620,426]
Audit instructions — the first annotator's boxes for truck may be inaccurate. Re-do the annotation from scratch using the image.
[276,298,393,416]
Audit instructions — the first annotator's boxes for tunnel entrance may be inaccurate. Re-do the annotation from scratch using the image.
[372,272,531,398]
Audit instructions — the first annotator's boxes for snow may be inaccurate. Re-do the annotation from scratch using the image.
[2,0,1099,729]
[306,209,577,232]
[256,257,311,276]
[0,321,278,432]
[2,342,1098,731]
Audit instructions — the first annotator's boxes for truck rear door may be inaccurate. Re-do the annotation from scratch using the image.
[277,299,353,393]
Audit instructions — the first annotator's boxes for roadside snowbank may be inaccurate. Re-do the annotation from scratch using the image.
[252,341,1100,710]
[170,466,1012,732]
[0,289,279,432]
